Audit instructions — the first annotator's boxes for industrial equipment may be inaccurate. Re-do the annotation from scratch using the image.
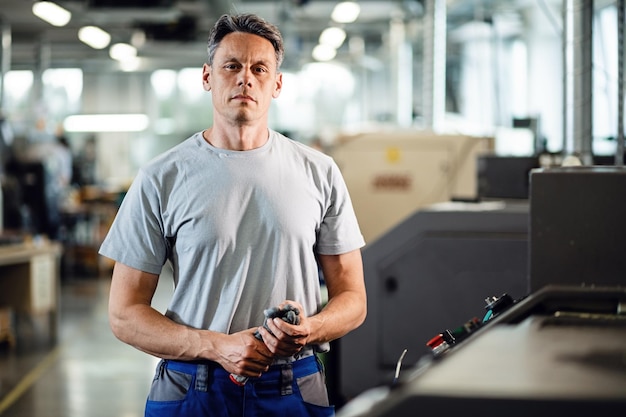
[331,131,493,242]
[337,200,529,401]
[337,285,626,417]
[529,166,626,291]
[477,155,539,200]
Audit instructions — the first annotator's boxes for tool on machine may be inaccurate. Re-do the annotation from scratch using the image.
[230,304,301,386]
[426,293,521,357]
[392,348,408,387]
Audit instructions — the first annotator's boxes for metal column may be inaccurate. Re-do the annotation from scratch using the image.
[390,17,413,127]
[617,0,624,165]
[422,0,446,131]
[562,0,593,164]
[0,19,10,109]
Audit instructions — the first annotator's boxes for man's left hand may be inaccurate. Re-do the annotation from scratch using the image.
[257,300,310,357]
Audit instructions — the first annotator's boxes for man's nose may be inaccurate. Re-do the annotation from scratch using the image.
[238,68,253,87]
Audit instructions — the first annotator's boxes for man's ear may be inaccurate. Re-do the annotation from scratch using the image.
[272,72,283,99]
[202,63,211,92]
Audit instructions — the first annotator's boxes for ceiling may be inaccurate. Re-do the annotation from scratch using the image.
[1,0,423,72]
[1,0,613,73]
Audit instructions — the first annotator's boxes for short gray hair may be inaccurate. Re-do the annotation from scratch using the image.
[207,14,284,69]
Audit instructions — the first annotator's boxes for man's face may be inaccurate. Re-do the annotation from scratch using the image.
[202,32,282,126]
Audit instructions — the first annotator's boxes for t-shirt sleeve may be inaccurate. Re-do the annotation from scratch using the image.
[316,160,365,255]
[98,169,168,275]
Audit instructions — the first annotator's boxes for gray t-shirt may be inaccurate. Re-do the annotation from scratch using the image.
[99,130,365,352]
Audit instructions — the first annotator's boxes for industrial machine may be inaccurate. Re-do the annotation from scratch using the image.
[335,164,626,412]
[337,285,626,417]
[477,155,539,200]
[331,130,493,243]
[529,166,626,291]
[336,200,530,401]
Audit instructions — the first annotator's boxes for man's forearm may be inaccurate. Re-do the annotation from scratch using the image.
[306,289,367,345]
[109,303,210,361]
[109,302,273,377]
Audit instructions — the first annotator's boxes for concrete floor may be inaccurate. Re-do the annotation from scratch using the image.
[0,271,174,417]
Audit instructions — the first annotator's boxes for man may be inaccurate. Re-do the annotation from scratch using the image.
[100,13,366,417]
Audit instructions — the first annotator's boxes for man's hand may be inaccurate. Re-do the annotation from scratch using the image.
[257,300,311,357]
[213,328,274,377]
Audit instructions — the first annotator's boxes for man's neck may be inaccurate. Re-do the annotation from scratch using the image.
[203,124,269,151]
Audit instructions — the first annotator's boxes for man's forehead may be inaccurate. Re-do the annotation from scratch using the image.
[216,32,275,57]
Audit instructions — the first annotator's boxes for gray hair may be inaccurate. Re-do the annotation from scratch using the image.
[207,14,284,69]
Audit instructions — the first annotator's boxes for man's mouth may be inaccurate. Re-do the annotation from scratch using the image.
[233,94,255,102]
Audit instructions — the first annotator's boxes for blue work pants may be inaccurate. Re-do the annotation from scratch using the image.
[145,354,334,417]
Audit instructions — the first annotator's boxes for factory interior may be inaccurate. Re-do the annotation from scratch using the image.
[0,0,625,416]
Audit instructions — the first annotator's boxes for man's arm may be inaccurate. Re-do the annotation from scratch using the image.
[108,262,273,376]
[259,249,366,355]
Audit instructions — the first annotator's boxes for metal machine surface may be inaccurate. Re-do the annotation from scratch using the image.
[530,166,626,291]
[337,200,529,401]
[477,155,539,200]
[337,285,626,417]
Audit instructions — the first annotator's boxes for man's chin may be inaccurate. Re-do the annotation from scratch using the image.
[234,111,252,124]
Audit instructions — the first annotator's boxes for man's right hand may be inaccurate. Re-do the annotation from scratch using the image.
[210,328,274,377]
[108,262,274,377]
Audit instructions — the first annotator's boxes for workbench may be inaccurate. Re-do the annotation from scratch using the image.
[0,240,63,346]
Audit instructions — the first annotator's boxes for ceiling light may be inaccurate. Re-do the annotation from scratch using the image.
[78,26,111,50]
[64,114,149,132]
[119,57,141,72]
[32,2,72,27]
[319,27,347,49]
[331,1,360,24]
[312,44,337,62]
[109,43,137,61]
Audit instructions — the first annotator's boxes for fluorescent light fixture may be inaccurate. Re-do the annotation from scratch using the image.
[32,2,72,27]
[78,26,111,49]
[319,27,347,49]
[119,57,141,72]
[64,114,149,132]
[312,44,337,62]
[331,1,360,24]
[109,43,137,61]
